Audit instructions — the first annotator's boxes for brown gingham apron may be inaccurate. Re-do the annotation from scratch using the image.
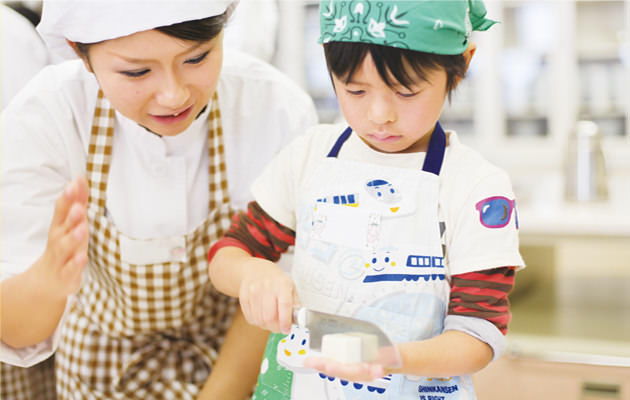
[55,91,237,399]
[0,357,57,400]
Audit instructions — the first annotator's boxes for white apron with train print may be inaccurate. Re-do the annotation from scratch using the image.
[253,125,476,400]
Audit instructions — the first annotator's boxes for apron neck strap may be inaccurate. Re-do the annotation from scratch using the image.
[326,126,353,157]
[421,121,446,176]
[326,122,447,176]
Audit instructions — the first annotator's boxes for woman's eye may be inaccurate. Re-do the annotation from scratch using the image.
[346,89,365,96]
[120,69,149,78]
[185,51,209,64]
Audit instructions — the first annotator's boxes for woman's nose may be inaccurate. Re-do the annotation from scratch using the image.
[155,72,189,108]
[367,96,396,125]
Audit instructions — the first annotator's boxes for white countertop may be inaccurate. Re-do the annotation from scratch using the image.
[515,172,630,238]
[519,202,630,237]
[505,333,630,367]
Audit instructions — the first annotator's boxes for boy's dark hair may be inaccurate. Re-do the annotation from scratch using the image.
[74,6,234,58]
[323,42,467,100]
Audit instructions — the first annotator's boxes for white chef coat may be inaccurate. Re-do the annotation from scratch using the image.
[0,3,50,110]
[0,49,318,366]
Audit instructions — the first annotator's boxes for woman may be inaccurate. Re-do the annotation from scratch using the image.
[0,1,318,399]
[0,3,50,110]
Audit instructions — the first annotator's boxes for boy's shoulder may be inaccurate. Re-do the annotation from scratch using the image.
[283,123,347,157]
[442,131,513,191]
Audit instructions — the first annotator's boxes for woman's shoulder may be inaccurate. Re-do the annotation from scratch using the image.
[6,59,98,114]
[219,49,314,106]
[2,59,97,155]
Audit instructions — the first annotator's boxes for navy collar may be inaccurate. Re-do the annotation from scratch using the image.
[326,122,446,176]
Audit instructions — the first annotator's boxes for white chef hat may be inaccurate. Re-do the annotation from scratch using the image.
[37,0,235,60]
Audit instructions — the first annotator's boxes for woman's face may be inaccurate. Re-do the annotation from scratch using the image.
[83,29,223,136]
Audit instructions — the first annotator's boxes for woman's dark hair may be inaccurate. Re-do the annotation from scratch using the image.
[74,5,234,58]
[323,42,467,100]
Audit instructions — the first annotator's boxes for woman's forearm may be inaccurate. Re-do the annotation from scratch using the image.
[1,263,68,348]
[197,308,269,399]
[395,330,494,377]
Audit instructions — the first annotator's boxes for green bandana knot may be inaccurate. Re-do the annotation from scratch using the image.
[319,0,497,55]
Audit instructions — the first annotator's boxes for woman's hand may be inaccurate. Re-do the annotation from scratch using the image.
[238,257,296,334]
[303,356,386,383]
[33,177,89,299]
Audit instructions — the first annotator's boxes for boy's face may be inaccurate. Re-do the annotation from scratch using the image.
[332,54,448,153]
[83,29,223,137]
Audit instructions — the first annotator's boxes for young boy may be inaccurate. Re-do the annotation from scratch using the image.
[208,1,524,398]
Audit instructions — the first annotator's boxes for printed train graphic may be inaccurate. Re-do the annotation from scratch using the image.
[363,250,445,283]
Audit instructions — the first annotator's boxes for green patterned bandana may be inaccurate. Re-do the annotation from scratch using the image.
[319,0,497,55]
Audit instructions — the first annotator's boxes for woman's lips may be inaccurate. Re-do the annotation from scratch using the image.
[150,105,193,124]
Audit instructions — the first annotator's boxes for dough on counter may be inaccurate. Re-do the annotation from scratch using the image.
[321,332,378,363]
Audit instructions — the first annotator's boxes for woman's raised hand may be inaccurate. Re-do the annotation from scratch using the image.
[34,177,89,298]
[238,258,296,334]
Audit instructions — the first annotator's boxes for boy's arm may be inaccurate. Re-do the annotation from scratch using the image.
[306,266,516,380]
[399,265,516,376]
[196,308,269,400]
[208,201,297,333]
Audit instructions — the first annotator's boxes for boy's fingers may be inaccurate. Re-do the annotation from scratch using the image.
[277,289,294,334]
[239,296,255,327]
[261,293,279,332]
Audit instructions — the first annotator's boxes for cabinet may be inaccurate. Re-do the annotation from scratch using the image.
[472,355,630,400]
[485,234,630,400]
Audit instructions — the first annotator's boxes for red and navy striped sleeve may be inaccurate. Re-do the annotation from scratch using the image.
[208,202,515,335]
[208,201,295,262]
[448,267,516,334]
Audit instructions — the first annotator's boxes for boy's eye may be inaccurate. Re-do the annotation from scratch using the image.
[397,91,418,98]
[121,69,150,78]
[346,89,365,96]
[185,51,209,64]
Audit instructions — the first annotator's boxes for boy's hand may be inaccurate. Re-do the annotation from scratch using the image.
[303,356,386,382]
[238,258,296,334]
[33,177,89,299]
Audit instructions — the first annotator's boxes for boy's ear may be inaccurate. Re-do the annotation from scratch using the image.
[452,42,477,89]
[66,39,93,72]
[462,42,477,70]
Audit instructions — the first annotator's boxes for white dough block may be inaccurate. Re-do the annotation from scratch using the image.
[321,332,378,363]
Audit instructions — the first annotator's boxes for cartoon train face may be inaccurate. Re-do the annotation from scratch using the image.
[363,251,445,283]
[318,373,391,395]
[365,179,402,204]
[364,251,396,273]
[276,325,311,371]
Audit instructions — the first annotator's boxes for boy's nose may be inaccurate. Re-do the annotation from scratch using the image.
[367,97,396,125]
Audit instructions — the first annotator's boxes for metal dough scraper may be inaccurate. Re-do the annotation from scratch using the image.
[293,307,402,368]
